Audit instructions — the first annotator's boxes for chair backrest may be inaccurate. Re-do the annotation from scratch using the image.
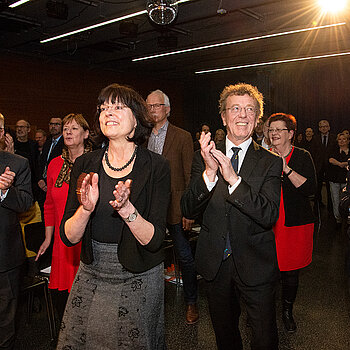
[24,221,45,253]
[24,222,52,270]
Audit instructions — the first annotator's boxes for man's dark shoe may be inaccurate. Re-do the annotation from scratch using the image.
[185,304,199,325]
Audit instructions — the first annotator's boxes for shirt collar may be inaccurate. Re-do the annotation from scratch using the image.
[225,136,252,156]
[152,120,169,135]
[53,134,62,142]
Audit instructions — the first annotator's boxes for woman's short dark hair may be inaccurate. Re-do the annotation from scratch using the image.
[268,112,297,142]
[268,113,297,131]
[94,83,153,146]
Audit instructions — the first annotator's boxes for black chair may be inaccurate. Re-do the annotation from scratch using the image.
[21,274,57,340]
[21,221,57,340]
[24,221,52,270]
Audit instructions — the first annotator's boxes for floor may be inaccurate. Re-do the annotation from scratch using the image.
[15,207,350,350]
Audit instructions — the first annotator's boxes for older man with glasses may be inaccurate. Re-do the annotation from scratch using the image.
[14,119,40,200]
[181,83,282,350]
[146,90,198,324]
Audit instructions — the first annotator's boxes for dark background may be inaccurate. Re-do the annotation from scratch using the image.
[1,51,348,138]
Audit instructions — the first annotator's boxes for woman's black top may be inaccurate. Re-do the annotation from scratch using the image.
[92,170,128,243]
[282,147,317,227]
[328,148,350,183]
[59,146,171,273]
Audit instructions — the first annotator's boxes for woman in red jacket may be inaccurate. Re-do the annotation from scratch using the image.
[36,113,91,320]
[268,113,316,333]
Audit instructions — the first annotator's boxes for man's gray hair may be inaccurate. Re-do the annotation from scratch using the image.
[149,89,170,108]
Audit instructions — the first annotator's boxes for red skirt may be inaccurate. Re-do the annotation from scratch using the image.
[274,189,314,271]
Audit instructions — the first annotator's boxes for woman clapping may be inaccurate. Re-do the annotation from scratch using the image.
[57,84,170,350]
[268,113,316,333]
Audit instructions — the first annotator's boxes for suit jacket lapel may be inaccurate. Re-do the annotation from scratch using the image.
[129,147,151,204]
[216,139,260,179]
[0,151,9,174]
[162,123,175,158]
[239,141,260,179]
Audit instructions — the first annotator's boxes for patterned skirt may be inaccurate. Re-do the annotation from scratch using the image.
[56,240,165,350]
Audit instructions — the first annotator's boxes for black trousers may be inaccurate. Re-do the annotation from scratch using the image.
[316,170,332,210]
[0,265,23,350]
[206,256,279,350]
[280,269,299,303]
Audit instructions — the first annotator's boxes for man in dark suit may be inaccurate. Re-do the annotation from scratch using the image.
[37,117,63,212]
[0,113,33,349]
[146,90,198,324]
[14,119,40,200]
[303,127,323,181]
[317,119,337,209]
[181,83,282,349]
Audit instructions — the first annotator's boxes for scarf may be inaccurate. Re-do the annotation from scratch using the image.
[55,142,92,188]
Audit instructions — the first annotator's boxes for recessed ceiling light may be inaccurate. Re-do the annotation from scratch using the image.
[195,51,350,74]
[40,10,147,43]
[132,22,346,62]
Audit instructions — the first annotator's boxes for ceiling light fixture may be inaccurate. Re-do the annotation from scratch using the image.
[9,0,32,8]
[133,21,346,61]
[195,51,350,74]
[40,0,191,44]
[147,0,178,25]
[40,10,147,43]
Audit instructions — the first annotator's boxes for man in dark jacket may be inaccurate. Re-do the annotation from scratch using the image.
[0,113,33,349]
[317,119,337,210]
[37,117,63,213]
[339,163,350,293]
[181,83,282,350]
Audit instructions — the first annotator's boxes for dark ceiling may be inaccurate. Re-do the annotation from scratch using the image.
[1,0,349,80]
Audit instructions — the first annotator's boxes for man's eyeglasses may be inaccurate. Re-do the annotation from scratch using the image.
[16,125,29,129]
[147,103,165,110]
[99,104,128,113]
[49,122,62,126]
[268,128,289,133]
[0,127,4,131]
[225,105,256,116]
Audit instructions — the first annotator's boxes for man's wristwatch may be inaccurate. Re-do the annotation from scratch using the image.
[124,208,138,223]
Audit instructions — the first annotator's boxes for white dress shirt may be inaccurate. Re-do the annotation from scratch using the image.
[203,136,252,194]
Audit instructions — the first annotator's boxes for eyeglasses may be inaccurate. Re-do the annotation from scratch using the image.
[15,125,29,129]
[147,103,165,110]
[225,105,256,116]
[0,127,4,131]
[49,122,62,126]
[268,128,289,133]
[99,104,128,113]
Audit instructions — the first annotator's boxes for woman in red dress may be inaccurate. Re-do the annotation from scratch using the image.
[268,113,316,333]
[36,113,91,319]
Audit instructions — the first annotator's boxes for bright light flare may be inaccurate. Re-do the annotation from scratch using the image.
[318,0,347,13]
[9,0,31,8]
